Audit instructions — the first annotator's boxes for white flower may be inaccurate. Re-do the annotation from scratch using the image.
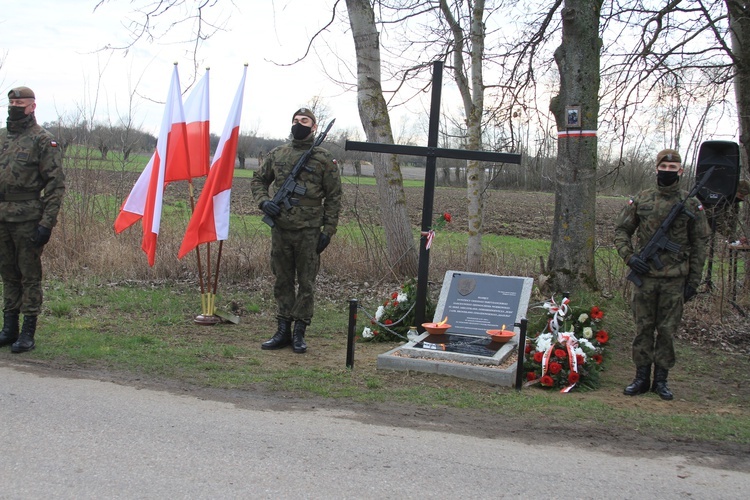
[578,313,589,323]
[362,327,374,338]
[579,338,595,350]
[582,327,593,339]
[535,333,553,352]
[396,292,408,303]
[375,305,385,321]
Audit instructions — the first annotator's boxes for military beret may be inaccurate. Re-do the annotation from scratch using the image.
[292,107,316,124]
[8,86,35,99]
[656,149,681,166]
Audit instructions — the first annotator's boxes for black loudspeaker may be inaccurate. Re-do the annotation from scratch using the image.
[695,140,741,206]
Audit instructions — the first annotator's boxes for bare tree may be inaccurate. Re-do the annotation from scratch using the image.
[345,0,419,276]
[545,0,602,291]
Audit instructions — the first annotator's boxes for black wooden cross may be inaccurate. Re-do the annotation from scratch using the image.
[345,61,522,330]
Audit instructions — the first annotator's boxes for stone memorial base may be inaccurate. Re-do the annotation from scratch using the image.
[376,271,532,386]
[377,332,518,386]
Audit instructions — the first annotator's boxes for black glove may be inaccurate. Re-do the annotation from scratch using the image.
[32,225,52,248]
[260,200,281,217]
[627,255,650,275]
[684,284,697,302]
[316,233,331,254]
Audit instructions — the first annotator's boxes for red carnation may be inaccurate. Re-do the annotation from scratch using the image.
[593,354,603,365]
[540,375,555,387]
[443,212,452,223]
[568,372,580,384]
[533,351,544,363]
[548,362,562,374]
[554,349,567,359]
[525,344,532,354]
[596,330,609,344]
[392,301,399,307]
[384,319,393,325]
[526,372,536,381]
[576,354,585,365]
[590,306,604,320]
[391,292,399,299]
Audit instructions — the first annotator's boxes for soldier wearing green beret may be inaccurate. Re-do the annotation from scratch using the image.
[250,108,342,354]
[614,149,709,400]
[0,86,66,353]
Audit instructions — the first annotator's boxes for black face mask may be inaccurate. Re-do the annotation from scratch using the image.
[291,123,312,140]
[7,106,28,121]
[657,170,680,187]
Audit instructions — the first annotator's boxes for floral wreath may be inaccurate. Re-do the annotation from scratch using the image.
[524,296,608,392]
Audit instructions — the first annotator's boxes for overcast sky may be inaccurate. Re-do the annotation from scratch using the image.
[2,0,368,139]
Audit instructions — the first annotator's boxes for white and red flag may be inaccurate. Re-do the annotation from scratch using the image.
[178,65,247,259]
[169,69,210,182]
[114,64,190,266]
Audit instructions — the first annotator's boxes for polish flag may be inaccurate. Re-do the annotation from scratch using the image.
[178,66,247,259]
[114,64,189,266]
[168,69,210,182]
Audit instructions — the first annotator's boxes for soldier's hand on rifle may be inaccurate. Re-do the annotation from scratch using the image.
[627,255,650,275]
[316,233,331,254]
[683,284,697,302]
[260,200,281,217]
[32,225,52,248]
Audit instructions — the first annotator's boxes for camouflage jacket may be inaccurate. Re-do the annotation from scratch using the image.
[250,136,342,235]
[614,180,709,287]
[0,115,66,227]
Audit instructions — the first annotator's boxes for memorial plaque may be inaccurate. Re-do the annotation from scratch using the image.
[432,271,533,338]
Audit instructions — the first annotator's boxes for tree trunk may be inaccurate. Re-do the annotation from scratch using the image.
[728,0,750,174]
[440,0,486,272]
[547,0,602,292]
[345,0,418,276]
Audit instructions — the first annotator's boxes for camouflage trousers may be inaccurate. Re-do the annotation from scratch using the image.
[271,226,321,324]
[630,276,685,369]
[0,220,44,316]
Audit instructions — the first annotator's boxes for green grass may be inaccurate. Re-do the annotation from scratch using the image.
[9,276,747,447]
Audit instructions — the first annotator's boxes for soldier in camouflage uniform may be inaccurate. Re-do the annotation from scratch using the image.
[250,108,341,354]
[0,87,65,353]
[614,149,709,400]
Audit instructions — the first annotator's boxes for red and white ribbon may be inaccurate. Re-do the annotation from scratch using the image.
[558,333,579,393]
[558,130,597,138]
[421,230,436,250]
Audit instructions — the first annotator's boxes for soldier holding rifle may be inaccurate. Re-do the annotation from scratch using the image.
[251,108,341,354]
[614,149,710,400]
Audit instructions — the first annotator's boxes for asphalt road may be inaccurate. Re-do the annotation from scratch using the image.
[1,362,748,499]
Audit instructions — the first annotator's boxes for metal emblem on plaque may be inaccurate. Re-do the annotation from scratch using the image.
[457,278,476,296]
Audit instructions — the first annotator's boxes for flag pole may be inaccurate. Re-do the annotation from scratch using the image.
[188,181,208,314]
[213,240,224,300]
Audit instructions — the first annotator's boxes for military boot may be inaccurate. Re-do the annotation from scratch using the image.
[292,321,307,354]
[623,364,651,396]
[11,315,37,354]
[652,367,674,401]
[261,319,292,350]
[0,312,20,347]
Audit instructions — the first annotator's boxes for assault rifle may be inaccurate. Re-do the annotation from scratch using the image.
[262,119,336,227]
[627,166,715,287]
